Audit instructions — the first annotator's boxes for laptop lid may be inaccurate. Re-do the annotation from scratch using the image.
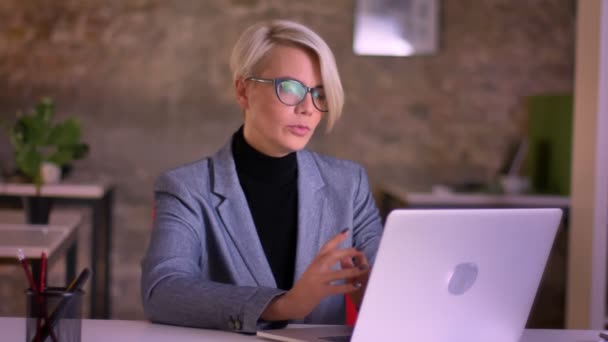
[258,208,562,342]
[351,208,562,342]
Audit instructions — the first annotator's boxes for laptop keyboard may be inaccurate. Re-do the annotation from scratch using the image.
[319,336,351,342]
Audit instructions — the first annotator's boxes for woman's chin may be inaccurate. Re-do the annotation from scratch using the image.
[283,137,311,152]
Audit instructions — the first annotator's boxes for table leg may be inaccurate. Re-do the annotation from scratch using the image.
[90,189,113,319]
[102,189,113,318]
[66,242,77,286]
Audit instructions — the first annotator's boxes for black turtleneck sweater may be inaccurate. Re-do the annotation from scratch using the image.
[232,128,298,290]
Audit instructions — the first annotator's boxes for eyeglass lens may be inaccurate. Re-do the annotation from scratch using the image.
[277,79,328,112]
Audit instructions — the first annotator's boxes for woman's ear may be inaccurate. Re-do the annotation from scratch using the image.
[234,78,249,110]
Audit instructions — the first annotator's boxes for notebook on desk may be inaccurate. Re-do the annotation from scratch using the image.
[257,208,562,342]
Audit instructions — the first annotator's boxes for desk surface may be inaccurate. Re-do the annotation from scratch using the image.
[0,317,602,342]
[0,210,81,262]
[0,182,111,199]
[382,183,570,208]
[0,209,82,226]
[0,224,76,259]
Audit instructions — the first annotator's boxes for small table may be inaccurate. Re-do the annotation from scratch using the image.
[379,182,570,212]
[0,183,114,319]
[0,225,78,287]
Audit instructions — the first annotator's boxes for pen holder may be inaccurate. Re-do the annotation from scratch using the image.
[26,287,83,342]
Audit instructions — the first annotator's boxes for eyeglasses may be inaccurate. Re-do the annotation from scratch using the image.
[246,77,328,112]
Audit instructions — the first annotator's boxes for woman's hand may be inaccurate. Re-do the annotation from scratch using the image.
[339,249,370,308]
[261,229,369,321]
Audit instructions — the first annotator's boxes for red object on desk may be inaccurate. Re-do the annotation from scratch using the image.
[345,294,358,326]
[40,252,47,292]
[17,250,38,294]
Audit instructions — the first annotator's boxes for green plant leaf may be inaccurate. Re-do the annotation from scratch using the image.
[48,148,74,166]
[15,145,42,179]
[48,143,90,166]
[19,115,51,145]
[47,119,80,145]
[35,97,54,123]
[9,118,26,148]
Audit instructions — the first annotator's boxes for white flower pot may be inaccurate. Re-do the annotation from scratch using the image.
[41,162,61,184]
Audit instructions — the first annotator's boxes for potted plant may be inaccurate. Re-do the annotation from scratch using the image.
[4,97,89,223]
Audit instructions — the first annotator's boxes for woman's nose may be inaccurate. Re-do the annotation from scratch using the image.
[295,92,314,115]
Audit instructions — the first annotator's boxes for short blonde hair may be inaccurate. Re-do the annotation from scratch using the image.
[230,20,344,131]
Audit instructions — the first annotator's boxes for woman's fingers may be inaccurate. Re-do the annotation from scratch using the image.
[351,253,369,269]
[322,267,369,283]
[322,248,366,269]
[286,231,370,320]
[340,255,355,269]
[326,282,364,296]
[319,228,349,255]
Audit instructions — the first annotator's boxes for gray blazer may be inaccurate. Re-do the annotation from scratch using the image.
[141,137,383,333]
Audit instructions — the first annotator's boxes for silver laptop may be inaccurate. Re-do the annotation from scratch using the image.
[257,208,562,342]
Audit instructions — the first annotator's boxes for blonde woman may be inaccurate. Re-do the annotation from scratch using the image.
[141,20,382,333]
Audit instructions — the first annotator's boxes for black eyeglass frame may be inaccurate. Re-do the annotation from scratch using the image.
[246,76,328,112]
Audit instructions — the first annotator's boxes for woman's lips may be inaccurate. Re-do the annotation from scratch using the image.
[287,125,310,137]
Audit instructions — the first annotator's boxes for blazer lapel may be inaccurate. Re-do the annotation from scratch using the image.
[294,151,327,282]
[211,140,276,288]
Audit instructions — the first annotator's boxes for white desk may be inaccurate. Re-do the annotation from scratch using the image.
[0,182,114,318]
[0,317,603,342]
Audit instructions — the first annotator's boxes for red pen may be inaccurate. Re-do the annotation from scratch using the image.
[39,252,51,342]
[40,252,47,293]
[17,249,38,294]
[39,251,46,342]
[17,249,42,342]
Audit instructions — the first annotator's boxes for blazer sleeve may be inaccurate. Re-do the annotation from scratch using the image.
[141,172,285,333]
[352,165,383,266]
